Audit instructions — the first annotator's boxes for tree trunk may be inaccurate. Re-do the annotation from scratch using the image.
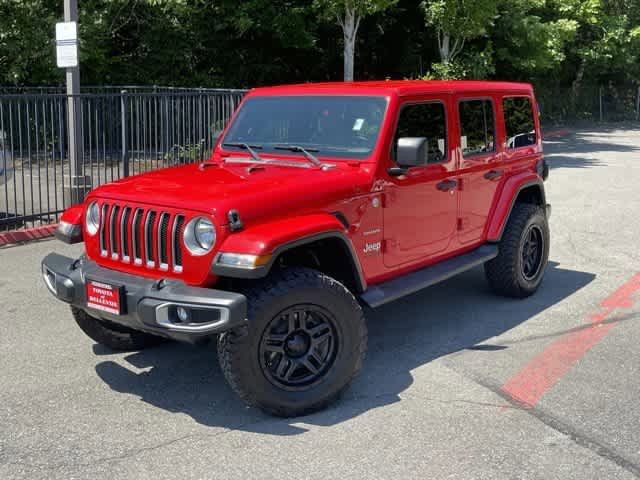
[571,57,587,96]
[341,8,359,81]
[570,57,587,113]
[439,32,451,64]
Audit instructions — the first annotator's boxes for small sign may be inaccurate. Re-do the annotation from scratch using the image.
[352,118,365,131]
[55,22,78,68]
[86,279,124,315]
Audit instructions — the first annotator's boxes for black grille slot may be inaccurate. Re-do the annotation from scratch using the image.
[132,208,143,263]
[172,215,185,269]
[109,206,120,257]
[144,211,157,265]
[158,213,170,268]
[99,203,109,255]
[121,207,131,259]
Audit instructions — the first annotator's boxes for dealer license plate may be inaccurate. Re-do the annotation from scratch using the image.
[86,280,124,315]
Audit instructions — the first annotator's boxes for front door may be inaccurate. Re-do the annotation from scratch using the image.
[383,97,458,268]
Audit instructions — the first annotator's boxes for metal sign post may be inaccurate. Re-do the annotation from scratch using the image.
[58,0,90,205]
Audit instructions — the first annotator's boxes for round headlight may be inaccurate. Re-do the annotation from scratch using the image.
[85,202,100,236]
[184,217,216,255]
[194,218,215,249]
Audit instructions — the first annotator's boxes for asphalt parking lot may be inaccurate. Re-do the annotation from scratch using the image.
[1,124,640,479]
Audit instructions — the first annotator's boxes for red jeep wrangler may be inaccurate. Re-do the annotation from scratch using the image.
[43,81,550,417]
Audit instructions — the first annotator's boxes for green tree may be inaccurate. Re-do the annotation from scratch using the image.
[567,0,640,88]
[421,0,498,65]
[492,2,579,78]
[0,0,61,85]
[315,0,397,81]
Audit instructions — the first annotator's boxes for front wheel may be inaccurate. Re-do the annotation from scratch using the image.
[485,203,550,298]
[217,267,367,417]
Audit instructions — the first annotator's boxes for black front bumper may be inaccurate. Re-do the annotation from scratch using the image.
[41,253,247,343]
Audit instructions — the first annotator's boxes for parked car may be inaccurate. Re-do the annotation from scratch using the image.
[43,80,550,417]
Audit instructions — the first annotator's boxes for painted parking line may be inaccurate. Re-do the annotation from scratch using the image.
[542,128,571,139]
[502,273,640,407]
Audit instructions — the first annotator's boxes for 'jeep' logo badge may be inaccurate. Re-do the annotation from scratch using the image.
[363,241,381,254]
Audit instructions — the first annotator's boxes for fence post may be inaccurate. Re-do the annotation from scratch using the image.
[599,86,604,122]
[636,85,640,121]
[121,90,129,177]
[63,0,91,205]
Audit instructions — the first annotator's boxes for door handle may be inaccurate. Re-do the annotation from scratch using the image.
[436,179,458,192]
[484,169,503,181]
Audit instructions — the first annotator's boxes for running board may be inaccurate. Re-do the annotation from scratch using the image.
[360,244,499,308]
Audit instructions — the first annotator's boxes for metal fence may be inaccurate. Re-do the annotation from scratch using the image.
[0,88,246,231]
[0,85,242,94]
[1,83,638,232]
[536,84,640,125]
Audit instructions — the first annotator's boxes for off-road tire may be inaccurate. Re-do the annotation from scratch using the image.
[71,306,166,351]
[485,203,549,298]
[217,267,367,417]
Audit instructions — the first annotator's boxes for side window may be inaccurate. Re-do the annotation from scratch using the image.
[394,102,447,164]
[503,96,536,149]
[459,99,495,157]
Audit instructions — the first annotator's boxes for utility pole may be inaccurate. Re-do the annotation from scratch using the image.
[63,0,90,204]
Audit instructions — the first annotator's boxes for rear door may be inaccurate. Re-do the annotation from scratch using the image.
[456,96,503,245]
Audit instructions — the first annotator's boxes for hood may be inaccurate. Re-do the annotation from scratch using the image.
[88,160,375,225]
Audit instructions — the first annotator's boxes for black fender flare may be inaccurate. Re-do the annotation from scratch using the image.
[212,231,367,292]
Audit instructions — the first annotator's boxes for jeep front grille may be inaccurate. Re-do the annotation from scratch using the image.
[98,202,185,273]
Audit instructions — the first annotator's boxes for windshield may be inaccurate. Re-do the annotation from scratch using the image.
[221,95,388,159]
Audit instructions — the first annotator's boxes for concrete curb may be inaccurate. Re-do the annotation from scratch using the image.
[0,224,58,247]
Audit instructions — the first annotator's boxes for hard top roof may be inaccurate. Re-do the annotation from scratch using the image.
[249,80,533,97]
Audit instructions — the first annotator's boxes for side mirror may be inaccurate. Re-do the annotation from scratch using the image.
[396,137,428,168]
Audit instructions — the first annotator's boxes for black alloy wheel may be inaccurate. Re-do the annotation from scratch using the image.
[259,305,338,390]
[521,224,544,280]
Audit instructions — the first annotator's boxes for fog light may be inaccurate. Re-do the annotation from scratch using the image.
[176,306,190,323]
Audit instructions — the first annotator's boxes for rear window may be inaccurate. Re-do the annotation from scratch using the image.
[459,99,495,157]
[503,97,536,149]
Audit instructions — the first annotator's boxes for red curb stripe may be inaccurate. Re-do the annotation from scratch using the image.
[502,273,640,407]
[543,128,571,139]
[0,224,58,247]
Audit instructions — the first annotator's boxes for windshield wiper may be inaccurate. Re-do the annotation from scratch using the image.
[222,142,264,163]
[274,145,322,167]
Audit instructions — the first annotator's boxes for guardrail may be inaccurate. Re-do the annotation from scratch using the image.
[0,88,247,231]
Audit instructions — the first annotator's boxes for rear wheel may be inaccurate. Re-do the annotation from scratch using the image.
[485,203,549,298]
[217,267,367,417]
[72,306,166,351]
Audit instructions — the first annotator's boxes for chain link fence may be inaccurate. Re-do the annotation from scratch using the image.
[0,87,247,231]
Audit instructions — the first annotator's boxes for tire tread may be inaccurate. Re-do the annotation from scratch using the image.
[485,203,548,298]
